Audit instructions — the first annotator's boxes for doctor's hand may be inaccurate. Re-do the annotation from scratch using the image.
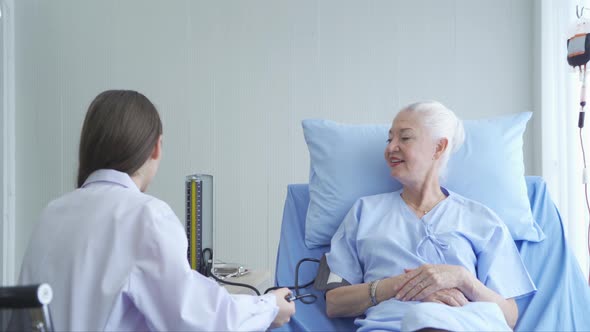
[422,288,468,307]
[269,288,296,329]
[395,264,469,302]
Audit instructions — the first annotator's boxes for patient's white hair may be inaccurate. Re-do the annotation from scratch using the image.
[400,101,465,177]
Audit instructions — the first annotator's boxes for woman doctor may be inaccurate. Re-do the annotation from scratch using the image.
[18,90,295,331]
[324,101,535,331]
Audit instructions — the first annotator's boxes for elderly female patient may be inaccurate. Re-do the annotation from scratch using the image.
[324,101,535,331]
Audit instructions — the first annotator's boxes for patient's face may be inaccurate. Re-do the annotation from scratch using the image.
[384,111,438,185]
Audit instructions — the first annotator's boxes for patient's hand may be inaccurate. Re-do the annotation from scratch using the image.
[422,288,468,307]
[395,264,469,302]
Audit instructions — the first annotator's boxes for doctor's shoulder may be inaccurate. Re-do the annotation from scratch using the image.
[39,189,86,217]
[137,193,182,226]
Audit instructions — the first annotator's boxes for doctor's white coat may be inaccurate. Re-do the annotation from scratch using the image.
[18,169,278,331]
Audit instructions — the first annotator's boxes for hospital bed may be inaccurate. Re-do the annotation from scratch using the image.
[274,176,590,331]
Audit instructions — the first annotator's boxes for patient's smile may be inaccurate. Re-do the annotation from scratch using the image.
[390,158,404,167]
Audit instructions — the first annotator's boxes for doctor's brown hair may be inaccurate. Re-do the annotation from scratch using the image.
[77,90,163,188]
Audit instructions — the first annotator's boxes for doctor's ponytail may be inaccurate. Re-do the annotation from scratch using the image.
[77,90,162,188]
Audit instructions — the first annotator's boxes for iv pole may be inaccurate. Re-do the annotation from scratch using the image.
[568,5,590,286]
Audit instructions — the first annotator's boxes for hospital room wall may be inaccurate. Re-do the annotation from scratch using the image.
[12,0,535,279]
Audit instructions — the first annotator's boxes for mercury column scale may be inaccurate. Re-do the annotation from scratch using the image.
[185,174,213,276]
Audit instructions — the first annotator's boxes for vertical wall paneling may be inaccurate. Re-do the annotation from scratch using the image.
[0,1,4,280]
[1,0,16,284]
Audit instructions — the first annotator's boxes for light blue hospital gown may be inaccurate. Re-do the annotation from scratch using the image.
[326,188,536,332]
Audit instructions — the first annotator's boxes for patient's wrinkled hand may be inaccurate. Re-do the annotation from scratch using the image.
[423,288,468,307]
[395,264,467,302]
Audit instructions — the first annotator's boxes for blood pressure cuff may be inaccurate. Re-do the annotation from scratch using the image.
[568,33,590,67]
[313,254,351,291]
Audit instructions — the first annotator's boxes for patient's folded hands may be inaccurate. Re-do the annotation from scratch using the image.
[392,266,469,306]
[395,264,470,302]
[422,288,468,307]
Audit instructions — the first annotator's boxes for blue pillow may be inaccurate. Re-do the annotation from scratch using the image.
[302,112,545,249]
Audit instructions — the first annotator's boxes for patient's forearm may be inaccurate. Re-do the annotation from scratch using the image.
[459,270,519,329]
[325,283,373,318]
[325,275,407,318]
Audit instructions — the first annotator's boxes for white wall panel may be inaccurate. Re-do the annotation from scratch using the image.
[1,0,17,285]
[14,0,536,280]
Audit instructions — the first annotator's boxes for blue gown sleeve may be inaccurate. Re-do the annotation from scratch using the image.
[325,199,365,285]
[476,212,536,299]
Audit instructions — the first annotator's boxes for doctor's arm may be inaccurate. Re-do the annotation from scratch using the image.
[131,203,292,331]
